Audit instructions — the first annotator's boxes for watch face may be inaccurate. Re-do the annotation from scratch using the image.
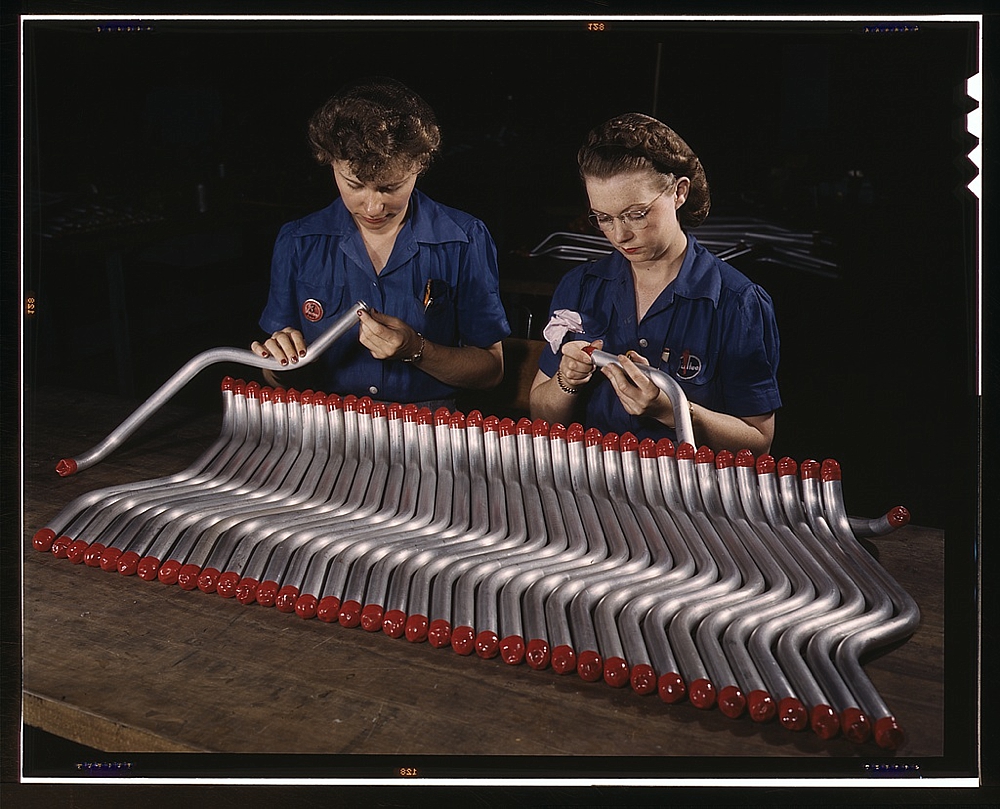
[302,298,324,322]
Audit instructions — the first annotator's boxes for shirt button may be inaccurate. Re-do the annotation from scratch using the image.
[638,338,648,348]
[369,385,379,395]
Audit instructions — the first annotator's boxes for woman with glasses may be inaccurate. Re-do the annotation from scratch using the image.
[252,76,509,408]
[530,113,780,454]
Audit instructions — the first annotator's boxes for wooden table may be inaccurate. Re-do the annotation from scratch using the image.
[21,383,948,780]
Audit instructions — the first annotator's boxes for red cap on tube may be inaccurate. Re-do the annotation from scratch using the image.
[255,580,279,607]
[747,690,776,723]
[32,528,56,552]
[137,556,160,581]
[756,455,776,475]
[116,551,141,576]
[630,664,657,695]
[777,697,808,731]
[177,564,201,590]
[338,600,362,628]
[603,657,630,688]
[821,458,842,482]
[777,457,797,477]
[810,704,840,739]
[428,619,452,648]
[157,559,181,585]
[500,635,525,665]
[451,625,475,656]
[381,609,406,637]
[98,546,121,570]
[215,571,240,597]
[717,685,746,719]
[577,650,603,682]
[695,445,715,465]
[405,615,429,643]
[197,567,220,593]
[235,578,259,604]
[475,630,500,659]
[51,535,73,558]
[840,707,871,744]
[551,644,577,674]
[874,715,904,750]
[66,540,90,565]
[657,672,686,704]
[800,459,820,479]
[715,450,735,469]
[688,678,716,709]
[275,585,299,613]
[656,438,675,457]
[83,543,106,567]
[525,639,550,670]
[360,604,384,632]
[294,594,318,619]
[316,595,340,622]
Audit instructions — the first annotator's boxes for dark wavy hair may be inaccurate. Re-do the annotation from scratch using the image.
[307,76,441,183]
[577,113,711,230]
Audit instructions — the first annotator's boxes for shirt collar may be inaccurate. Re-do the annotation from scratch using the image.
[584,233,722,307]
[293,188,469,244]
[670,235,723,306]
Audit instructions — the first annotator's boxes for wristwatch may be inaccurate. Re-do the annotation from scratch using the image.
[401,333,425,363]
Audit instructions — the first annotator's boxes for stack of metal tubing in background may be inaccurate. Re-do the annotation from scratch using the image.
[33,376,917,751]
[529,216,839,279]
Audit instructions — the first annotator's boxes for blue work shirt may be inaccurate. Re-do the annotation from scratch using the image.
[538,234,781,442]
[260,189,510,403]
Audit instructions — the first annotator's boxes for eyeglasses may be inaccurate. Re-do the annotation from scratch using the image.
[588,188,668,232]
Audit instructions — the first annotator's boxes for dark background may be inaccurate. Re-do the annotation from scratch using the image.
[22,18,978,530]
[10,11,990,798]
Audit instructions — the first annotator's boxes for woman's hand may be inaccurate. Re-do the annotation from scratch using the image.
[357,308,424,361]
[251,327,307,366]
[557,339,602,390]
[601,350,675,426]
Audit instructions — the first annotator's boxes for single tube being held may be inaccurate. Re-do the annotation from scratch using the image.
[583,346,695,447]
[56,301,370,476]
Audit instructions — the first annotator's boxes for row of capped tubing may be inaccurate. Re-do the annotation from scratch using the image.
[33,378,917,750]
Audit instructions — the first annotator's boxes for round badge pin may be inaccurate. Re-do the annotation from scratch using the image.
[302,298,324,322]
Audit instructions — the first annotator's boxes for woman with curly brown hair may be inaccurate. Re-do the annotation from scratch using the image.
[530,113,781,454]
[252,77,509,407]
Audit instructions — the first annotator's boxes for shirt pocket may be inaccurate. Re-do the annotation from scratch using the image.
[414,277,458,344]
[660,345,721,413]
[296,278,349,344]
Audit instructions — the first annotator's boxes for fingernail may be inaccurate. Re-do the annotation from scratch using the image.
[299,350,306,357]
[261,350,269,358]
[280,359,287,366]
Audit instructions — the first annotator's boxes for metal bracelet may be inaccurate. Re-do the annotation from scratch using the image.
[402,333,425,363]
[556,370,580,395]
